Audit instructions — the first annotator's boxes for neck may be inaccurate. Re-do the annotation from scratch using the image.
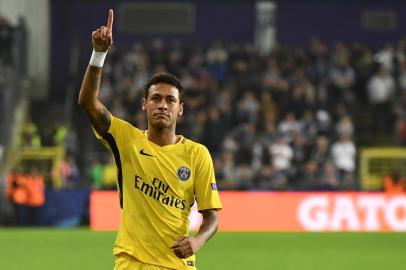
[147,126,179,147]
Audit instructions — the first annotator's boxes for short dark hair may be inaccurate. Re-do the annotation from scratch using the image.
[143,73,184,102]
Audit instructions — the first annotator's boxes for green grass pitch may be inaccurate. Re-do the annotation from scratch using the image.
[0,229,405,270]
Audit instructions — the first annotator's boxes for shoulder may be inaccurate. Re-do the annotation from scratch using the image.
[111,115,135,129]
[110,115,143,135]
[184,138,213,162]
[96,115,144,149]
[184,138,208,154]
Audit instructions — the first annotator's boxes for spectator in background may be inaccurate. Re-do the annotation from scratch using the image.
[65,127,79,156]
[233,123,256,165]
[300,110,318,141]
[237,91,260,123]
[259,91,278,123]
[88,159,104,190]
[269,135,293,177]
[222,134,239,154]
[251,137,265,175]
[110,97,128,120]
[20,118,41,147]
[133,61,149,92]
[60,155,81,188]
[329,58,355,94]
[148,37,165,66]
[99,78,114,105]
[285,84,307,117]
[302,79,317,107]
[335,115,354,137]
[183,77,207,114]
[291,130,308,168]
[4,168,20,225]
[53,124,67,146]
[206,40,228,82]
[367,64,395,134]
[257,165,274,190]
[166,39,184,76]
[318,162,340,191]
[188,110,206,142]
[53,125,79,155]
[374,42,395,74]
[126,42,148,70]
[293,160,319,190]
[262,57,289,93]
[278,112,301,142]
[351,43,373,102]
[383,173,406,193]
[220,151,238,189]
[234,162,255,190]
[259,119,277,147]
[309,38,329,83]
[331,42,350,67]
[203,107,225,153]
[331,134,356,190]
[5,167,28,225]
[212,156,225,190]
[26,167,45,226]
[309,135,330,166]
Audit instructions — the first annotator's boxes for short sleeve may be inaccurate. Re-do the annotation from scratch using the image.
[194,145,222,211]
[93,114,143,150]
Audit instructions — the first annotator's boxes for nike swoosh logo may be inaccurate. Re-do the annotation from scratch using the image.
[140,149,155,157]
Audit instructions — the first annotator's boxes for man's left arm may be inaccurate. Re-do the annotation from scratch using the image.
[171,209,218,258]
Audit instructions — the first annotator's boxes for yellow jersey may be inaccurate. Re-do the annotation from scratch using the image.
[94,115,222,269]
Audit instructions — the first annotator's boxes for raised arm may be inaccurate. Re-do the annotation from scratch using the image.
[78,9,114,135]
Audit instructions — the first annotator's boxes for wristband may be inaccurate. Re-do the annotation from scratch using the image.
[89,49,107,67]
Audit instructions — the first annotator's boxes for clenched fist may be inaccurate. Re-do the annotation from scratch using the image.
[92,9,114,52]
[170,236,203,259]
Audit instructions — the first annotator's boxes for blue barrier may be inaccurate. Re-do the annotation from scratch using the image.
[36,189,90,227]
[0,189,90,227]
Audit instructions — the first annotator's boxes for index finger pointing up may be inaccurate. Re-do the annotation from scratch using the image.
[107,9,114,31]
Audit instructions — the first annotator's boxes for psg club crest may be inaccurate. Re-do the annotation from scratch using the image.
[177,166,191,181]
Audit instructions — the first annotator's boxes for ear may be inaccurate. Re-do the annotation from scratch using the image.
[178,102,184,117]
[142,98,147,111]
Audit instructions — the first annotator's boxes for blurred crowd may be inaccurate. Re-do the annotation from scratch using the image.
[84,37,406,191]
[3,166,45,226]
[6,37,406,192]
[18,117,82,189]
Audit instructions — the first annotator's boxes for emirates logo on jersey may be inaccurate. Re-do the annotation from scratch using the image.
[177,166,191,181]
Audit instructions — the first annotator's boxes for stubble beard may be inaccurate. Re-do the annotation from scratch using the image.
[150,118,176,131]
[151,120,169,130]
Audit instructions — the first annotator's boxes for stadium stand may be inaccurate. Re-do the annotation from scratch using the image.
[13,37,406,194]
[60,38,404,192]
[2,8,406,195]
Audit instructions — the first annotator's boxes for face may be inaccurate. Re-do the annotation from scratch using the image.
[142,83,183,130]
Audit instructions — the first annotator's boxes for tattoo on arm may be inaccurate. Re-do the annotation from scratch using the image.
[79,65,111,135]
[100,107,111,126]
[87,105,111,135]
[88,67,102,91]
